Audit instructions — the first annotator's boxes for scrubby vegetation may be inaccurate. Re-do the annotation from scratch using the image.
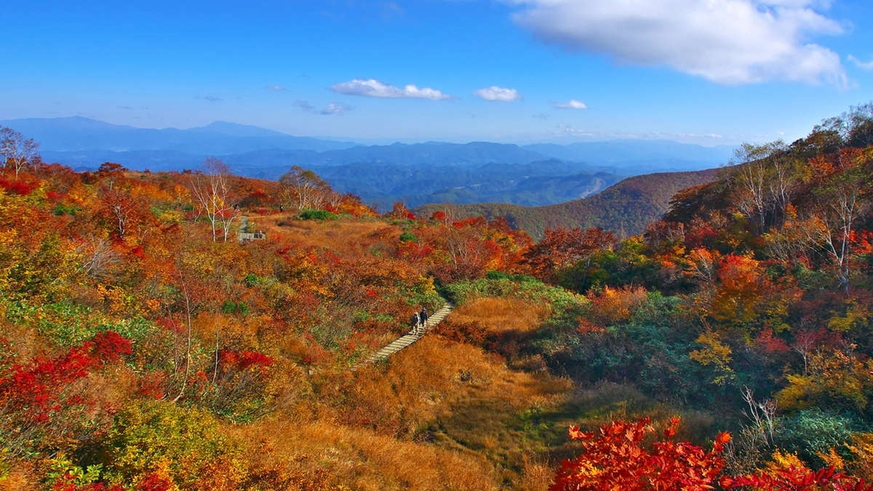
[0,103,872,490]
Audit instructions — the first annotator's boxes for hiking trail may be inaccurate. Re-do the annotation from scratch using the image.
[361,302,454,365]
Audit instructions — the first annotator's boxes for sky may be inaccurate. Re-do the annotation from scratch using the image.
[2,0,873,146]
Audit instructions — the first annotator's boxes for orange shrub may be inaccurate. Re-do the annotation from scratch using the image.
[587,285,649,326]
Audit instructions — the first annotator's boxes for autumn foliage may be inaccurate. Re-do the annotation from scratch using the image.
[551,417,729,491]
[552,418,872,491]
[1,106,873,489]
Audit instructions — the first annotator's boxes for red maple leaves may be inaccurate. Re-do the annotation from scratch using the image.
[552,417,873,491]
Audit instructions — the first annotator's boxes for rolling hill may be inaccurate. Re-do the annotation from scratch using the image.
[416,168,720,239]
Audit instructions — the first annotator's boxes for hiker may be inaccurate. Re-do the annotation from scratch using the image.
[419,307,428,332]
[409,311,420,335]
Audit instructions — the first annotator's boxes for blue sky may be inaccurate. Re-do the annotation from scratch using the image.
[2,0,873,146]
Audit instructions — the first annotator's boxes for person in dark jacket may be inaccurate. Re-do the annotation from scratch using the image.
[419,307,428,333]
[409,311,420,335]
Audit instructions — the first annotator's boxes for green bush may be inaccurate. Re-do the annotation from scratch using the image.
[221,301,249,316]
[298,209,338,221]
[243,273,260,287]
[776,409,863,468]
[53,202,80,216]
[444,277,586,322]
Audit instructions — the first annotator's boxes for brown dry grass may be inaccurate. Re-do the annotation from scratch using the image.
[517,455,557,491]
[261,216,394,256]
[314,334,573,484]
[436,297,553,366]
[232,418,501,491]
[0,466,38,491]
[447,297,551,335]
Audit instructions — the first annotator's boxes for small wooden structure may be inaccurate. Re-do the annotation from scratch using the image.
[238,230,267,242]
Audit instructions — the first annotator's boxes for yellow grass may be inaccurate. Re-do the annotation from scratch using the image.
[261,216,395,256]
[319,334,573,483]
[447,297,552,334]
[232,418,502,491]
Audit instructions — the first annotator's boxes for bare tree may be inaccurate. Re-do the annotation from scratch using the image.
[189,158,239,242]
[730,143,771,235]
[101,188,141,240]
[764,143,801,229]
[723,386,779,474]
[75,236,121,280]
[279,165,330,211]
[804,148,869,293]
[741,386,778,446]
[0,126,40,177]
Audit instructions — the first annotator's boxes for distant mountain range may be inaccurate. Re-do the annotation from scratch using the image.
[1,116,734,209]
[3,116,356,154]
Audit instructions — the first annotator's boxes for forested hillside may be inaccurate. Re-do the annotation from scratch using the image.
[0,103,872,490]
[417,168,718,240]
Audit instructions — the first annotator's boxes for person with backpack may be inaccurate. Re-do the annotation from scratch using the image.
[409,311,421,335]
[419,307,428,333]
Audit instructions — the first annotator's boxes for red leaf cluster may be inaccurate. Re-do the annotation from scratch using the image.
[0,176,39,195]
[0,331,131,423]
[51,473,124,491]
[219,349,273,371]
[723,466,873,491]
[551,417,727,491]
[553,417,873,491]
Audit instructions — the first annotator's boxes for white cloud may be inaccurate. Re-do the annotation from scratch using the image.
[331,78,452,100]
[508,0,847,86]
[848,55,873,71]
[296,100,350,115]
[321,103,350,115]
[554,99,587,109]
[474,86,522,101]
[265,85,285,91]
[557,124,595,137]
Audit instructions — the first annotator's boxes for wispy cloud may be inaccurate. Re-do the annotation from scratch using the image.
[509,0,847,86]
[296,100,350,116]
[321,103,349,115]
[554,124,728,142]
[294,100,316,112]
[557,124,595,138]
[474,86,521,102]
[265,85,286,91]
[554,99,587,110]
[331,78,452,100]
[848,55,873,71]
[199,95,222,103]
[381,1,405,18]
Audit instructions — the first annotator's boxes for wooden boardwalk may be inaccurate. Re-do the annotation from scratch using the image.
[361,302,454,365]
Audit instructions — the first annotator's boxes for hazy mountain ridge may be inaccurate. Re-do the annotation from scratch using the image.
[4,116,733,209]
[1,116,357,154]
